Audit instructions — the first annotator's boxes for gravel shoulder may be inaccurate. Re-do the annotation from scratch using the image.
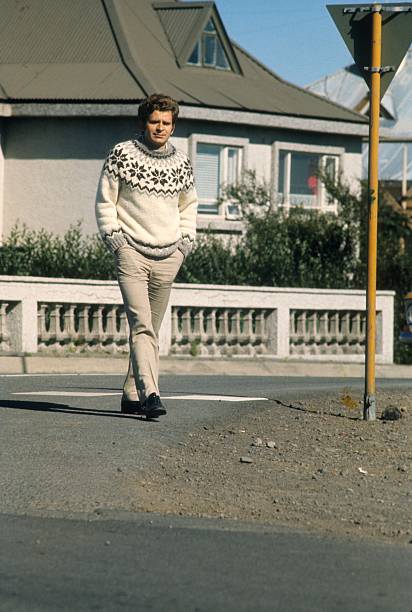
[1,375,410,545]
[130,388,412,544]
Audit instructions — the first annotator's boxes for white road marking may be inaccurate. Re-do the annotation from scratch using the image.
[12,391,268,402]
[166,395,268,402]
[13,391,120,397]
[0,373,115,378]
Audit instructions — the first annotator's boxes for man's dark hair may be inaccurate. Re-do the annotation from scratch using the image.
[137,94,179,126]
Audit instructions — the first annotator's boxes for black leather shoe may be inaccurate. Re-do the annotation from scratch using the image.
[142,393,166,418]
[121,396,142,414]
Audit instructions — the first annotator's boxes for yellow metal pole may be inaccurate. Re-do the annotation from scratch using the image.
[364,4,382,421]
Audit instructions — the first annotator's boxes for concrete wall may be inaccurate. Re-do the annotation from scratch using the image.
[1,116,363,239]
[0,275,394,364]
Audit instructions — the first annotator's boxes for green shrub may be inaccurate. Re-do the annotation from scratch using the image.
[176,231,248,285]
[0,223,116,280]
[242,208,358,288]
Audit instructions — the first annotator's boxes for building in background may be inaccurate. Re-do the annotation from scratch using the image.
[307,48,412,208]
[0,0,367,242]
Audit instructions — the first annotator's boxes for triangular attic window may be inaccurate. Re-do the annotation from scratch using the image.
[187,19,231,70]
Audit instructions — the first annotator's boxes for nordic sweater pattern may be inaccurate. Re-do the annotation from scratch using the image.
[95,137,198,258]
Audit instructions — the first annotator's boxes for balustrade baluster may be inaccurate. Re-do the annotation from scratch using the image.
[205,308,218,355]
[360,312,367,347]
[232,310,242,355]
[104,305,118,353]
[77,304,92,350]
[254,310,268,354]
[62,304,77,351]
[318,311,329,351]
[37,303,49,351]
[192,307,202,341]
[289,309,297,353]
[261,310,269,354]
[195,308,209,356]
[242,310,255,355]
[181,308,191,354]
[340,312,350,353]
[224,310,235,356]
[328,311,336,338]
[214,309,225,355]
[348,312,359,353]
[328,312,338,354]
[306,311,317,354]
[220,310,230,355]
[293,311,306,354]
[335,312,345,353]
[48,304,65,351]
[88,305,105,351]
[170,307,180,354]
[117,308,129,352]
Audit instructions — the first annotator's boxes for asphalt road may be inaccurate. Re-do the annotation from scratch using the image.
[2,512,411,612]
[1,373,411,612]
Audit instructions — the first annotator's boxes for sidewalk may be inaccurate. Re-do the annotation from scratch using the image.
[1,353,411,378]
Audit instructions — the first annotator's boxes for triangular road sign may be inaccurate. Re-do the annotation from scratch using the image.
[328,3,412,98]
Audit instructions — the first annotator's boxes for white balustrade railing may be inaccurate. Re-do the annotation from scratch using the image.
[37,303,129,353]
[289,309,367,355]
[171,307,273,356]
[0,276,395,363]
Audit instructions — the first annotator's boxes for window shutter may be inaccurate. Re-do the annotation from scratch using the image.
[196,143,221,213]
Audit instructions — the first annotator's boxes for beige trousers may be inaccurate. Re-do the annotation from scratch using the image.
[115,244,184,403]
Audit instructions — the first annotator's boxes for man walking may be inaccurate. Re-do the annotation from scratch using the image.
[95,94,198,418]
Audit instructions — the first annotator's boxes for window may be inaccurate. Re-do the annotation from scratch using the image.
[277,150,339,209]
[195,143,242,215]
[187,19,231,70]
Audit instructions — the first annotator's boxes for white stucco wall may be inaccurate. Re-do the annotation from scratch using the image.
[342,152,363,195]
[170,136,188,155]
[247,143,272,183]
[5,158,102,236]
[1,116,363,239]
[2,117,137,238]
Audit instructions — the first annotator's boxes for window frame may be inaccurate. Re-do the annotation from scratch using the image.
[189,134,249,218]
[187,18,232,71]
[272,142,344,212]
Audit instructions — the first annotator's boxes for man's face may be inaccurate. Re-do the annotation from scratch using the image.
[144,110,174,148]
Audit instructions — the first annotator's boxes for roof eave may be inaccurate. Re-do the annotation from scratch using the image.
[2,101,370,136]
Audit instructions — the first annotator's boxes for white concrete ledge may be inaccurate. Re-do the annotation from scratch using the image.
[0,355,410,379]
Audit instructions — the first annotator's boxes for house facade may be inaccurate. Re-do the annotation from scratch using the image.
[0,0,368,241]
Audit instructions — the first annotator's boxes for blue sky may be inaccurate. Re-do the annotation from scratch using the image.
[213,0,399,87]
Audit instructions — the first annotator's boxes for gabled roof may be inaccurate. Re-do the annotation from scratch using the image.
[307,64,397,124]
[0,0,366,125]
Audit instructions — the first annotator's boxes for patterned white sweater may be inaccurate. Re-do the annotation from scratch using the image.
[95,136,198,258]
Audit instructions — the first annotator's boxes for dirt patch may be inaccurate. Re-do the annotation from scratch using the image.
[131,388,412,543]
